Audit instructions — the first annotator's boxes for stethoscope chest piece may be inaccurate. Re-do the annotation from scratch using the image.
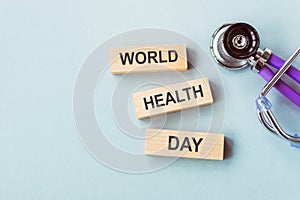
[210,21,300,147]
[210,23,260,70]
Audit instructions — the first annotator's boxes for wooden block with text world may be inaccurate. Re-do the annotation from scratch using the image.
[110,44,187,74]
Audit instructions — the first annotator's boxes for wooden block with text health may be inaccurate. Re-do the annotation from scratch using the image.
[132,78,213,119]
[110,44,187,74]
[145,128,224,160]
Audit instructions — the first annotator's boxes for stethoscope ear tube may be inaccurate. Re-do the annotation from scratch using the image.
[252,51,300,107]
[258,66,300,107]
[256,101,300,145]
[256,47,300,145]
[268,53,300,84]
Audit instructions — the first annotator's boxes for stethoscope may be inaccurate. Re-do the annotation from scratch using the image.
[210,22,300,147]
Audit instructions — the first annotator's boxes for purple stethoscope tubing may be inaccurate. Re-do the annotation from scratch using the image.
[258,52,300,107]
[268,53,300,84]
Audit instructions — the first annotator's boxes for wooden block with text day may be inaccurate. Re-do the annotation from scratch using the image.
[132,78,213,119]
[145,128,224,160]
[110,44,187,74]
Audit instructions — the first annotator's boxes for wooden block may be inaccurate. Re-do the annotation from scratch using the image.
[132,78,213,119]
[110,44,187,74]
[145,128,224,160]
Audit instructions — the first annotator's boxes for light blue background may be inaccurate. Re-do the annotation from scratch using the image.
[1,0,300,199]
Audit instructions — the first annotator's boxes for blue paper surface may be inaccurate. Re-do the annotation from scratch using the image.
[1,0,300,199]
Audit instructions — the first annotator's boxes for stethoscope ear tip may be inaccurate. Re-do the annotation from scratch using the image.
[290,134,300,148]
[256,96,272,113]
